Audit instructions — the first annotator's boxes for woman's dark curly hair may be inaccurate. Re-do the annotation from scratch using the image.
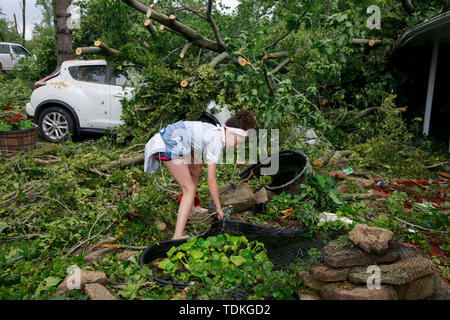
[225,110,257,130]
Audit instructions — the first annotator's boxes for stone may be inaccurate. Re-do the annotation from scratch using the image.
[310,263,350,282]
[117,250,139,261]
[209,182,256,212]
[394,273,448,300]
[84,247,115,265]
[320,282,398,300]
[296,291,321,300]
[255,187,269,204]
[84,283,118,300]
[349,224,394,254]
[322,240,401,268]
[348,255,438,286]
[431,277,450,300]
[297,271,327,291]
[55,268,109,296]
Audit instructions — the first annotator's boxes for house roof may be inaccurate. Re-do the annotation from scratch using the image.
[392,10,450,52]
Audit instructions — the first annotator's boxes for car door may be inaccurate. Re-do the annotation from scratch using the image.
[0,44,13,70]
[64,64,111,129]
[109,67,136,128]
[11,45,28,66]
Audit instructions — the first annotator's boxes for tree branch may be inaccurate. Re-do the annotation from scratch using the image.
[271,51,297,75]
[262,51,289,60]
[262,60,275,97]
[205,0,226,51]
[174,5,206,21]
[160,45,184,63]
[121,0,224,53]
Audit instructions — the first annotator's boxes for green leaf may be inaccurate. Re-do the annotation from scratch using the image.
[0,221,8,234]
[158,258,172,271]
[167,246,177,257]
[190,250,204,260]
[230,255,246,267]
[44,276,61,289]
[174,252,185,260]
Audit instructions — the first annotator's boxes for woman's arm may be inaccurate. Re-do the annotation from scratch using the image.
[207,161,224,219]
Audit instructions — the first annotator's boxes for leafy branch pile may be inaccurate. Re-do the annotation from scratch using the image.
[156,234,298,299]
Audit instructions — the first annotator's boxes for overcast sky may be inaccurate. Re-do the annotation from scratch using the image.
[0,0,239,41]
[0,0,41,40]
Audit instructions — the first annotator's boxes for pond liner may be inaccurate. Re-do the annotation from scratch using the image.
[138,220,340,290]
[239,149,310,194]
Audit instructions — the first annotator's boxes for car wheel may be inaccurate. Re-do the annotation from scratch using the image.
[38,106,74,142]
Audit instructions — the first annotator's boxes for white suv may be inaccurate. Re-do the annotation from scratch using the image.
[26,59,138,142]
[0,42,33,72]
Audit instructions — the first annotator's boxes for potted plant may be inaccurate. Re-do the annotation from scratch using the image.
[0,106,38,151]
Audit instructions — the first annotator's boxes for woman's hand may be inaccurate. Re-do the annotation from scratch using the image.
[216,207,225,220]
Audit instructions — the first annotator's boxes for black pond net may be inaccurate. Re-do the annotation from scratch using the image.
[139,220,341,299]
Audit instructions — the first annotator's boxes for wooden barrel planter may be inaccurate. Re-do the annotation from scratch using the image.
[0,126,38,152]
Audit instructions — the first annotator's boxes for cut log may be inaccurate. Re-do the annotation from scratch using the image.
[179,42,192,59]
[238,56,248,66]
[351,38,384,46]
[76,47,102,55]
[93,153,145,172]
[144,19,157,37]
[94,40,119,55]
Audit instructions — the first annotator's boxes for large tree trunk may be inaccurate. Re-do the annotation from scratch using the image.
[52,0,73,68]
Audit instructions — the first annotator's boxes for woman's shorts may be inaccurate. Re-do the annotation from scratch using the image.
[158,120,191,160]
[154,152,185,161]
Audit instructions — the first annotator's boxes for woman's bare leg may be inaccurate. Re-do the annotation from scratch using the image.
[188,153,202,211]
[163,158,196,239]
[188,152,202,188]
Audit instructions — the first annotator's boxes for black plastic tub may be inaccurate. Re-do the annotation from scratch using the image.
[240,149,310,194]
[138,220,333,289]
